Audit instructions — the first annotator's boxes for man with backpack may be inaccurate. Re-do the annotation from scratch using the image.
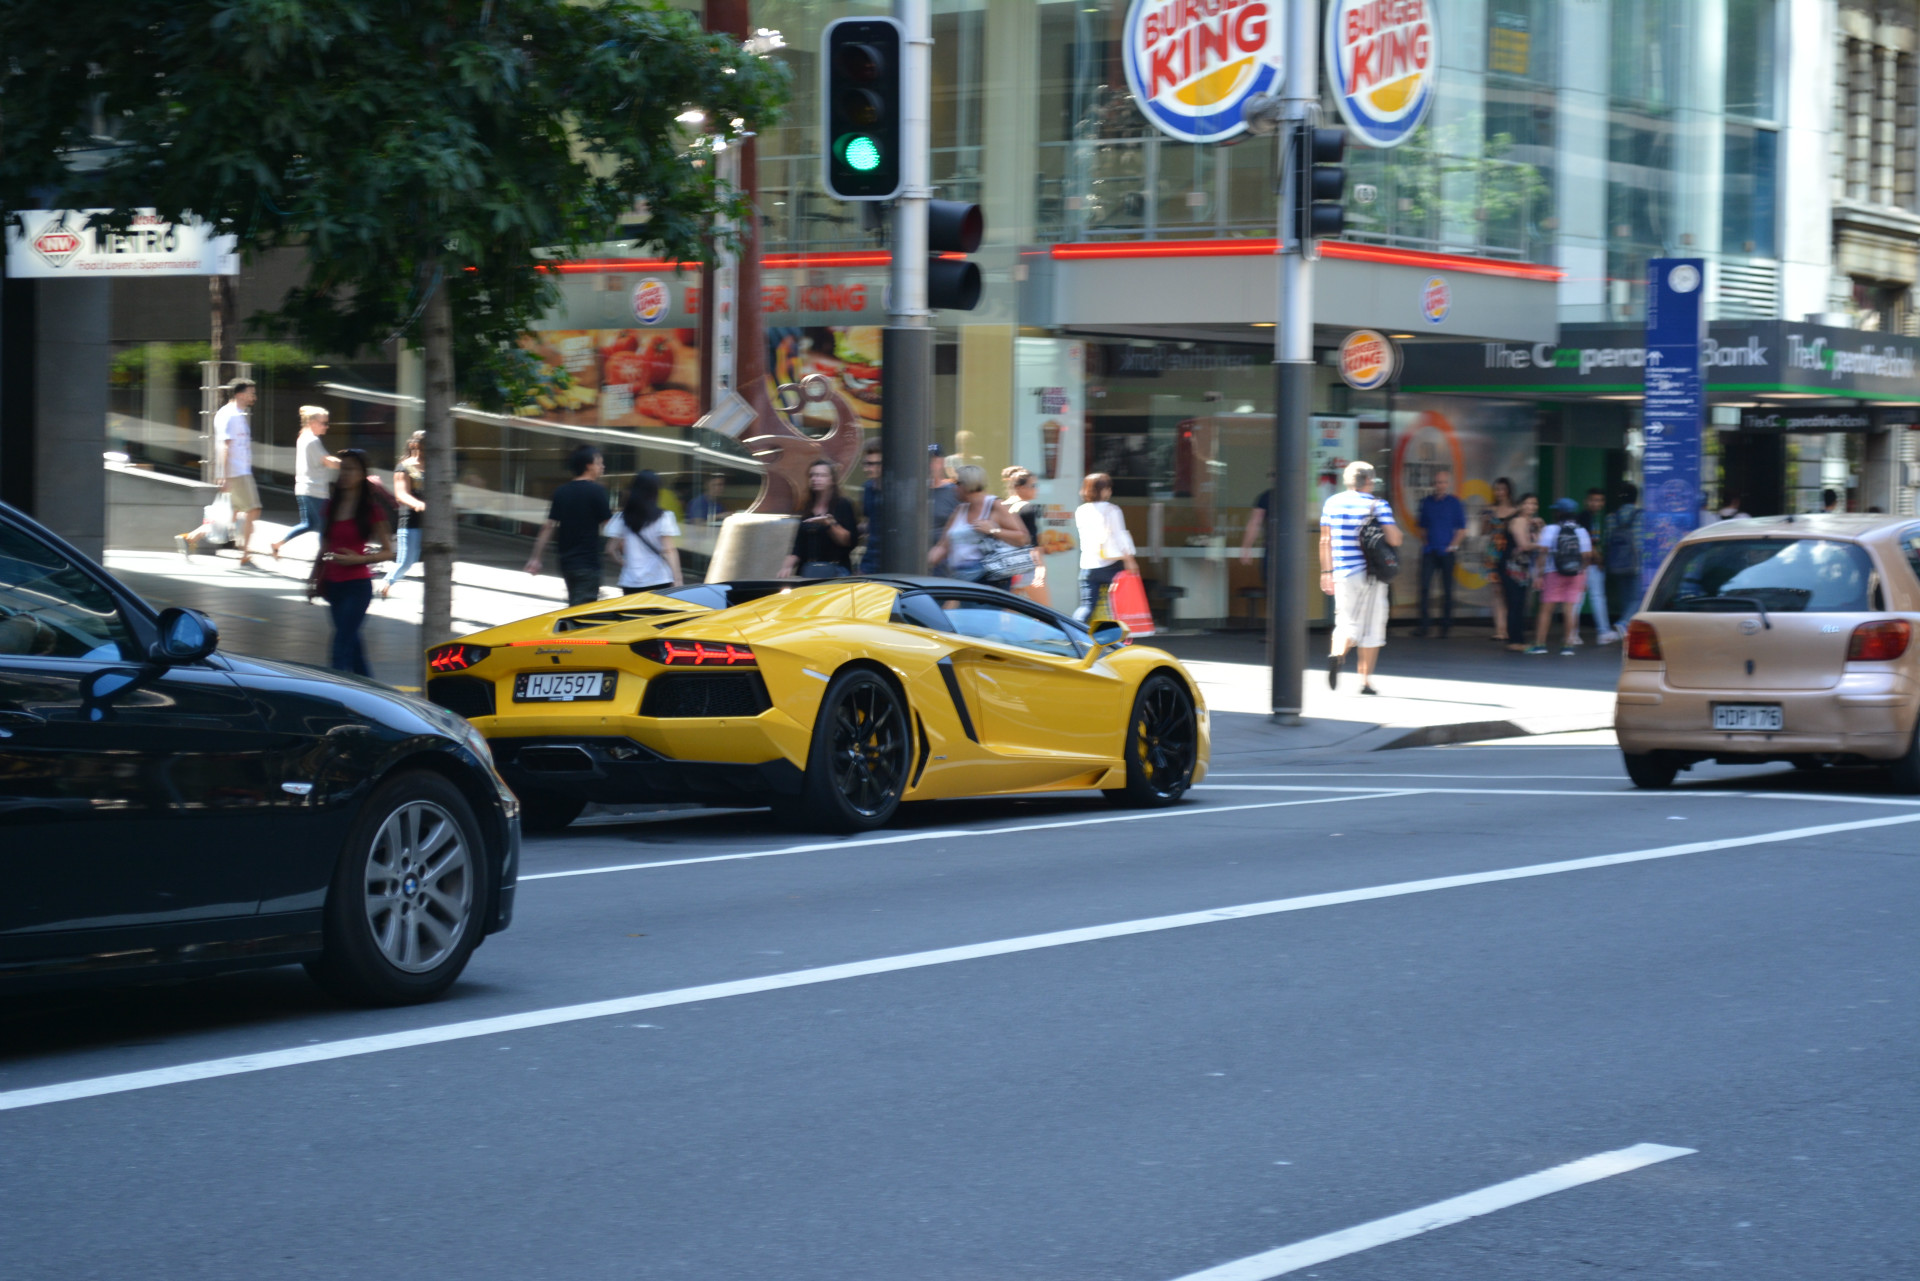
[1602,482,1643,628]
[1319,460,1402,695]
[1531,497,1592,655]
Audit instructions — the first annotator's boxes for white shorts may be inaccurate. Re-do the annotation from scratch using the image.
[1331,573,1389,650]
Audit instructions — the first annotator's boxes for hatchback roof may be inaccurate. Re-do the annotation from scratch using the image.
[1682,513,1917,544]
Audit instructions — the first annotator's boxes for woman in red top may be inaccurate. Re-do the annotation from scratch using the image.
[311,449,393,676]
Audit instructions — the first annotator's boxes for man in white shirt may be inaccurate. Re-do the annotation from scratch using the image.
[272,405,338,559]
[1319,460,1402,695]
[214,380,262,565]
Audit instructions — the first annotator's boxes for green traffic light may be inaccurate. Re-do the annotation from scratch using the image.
[837,133,882,172]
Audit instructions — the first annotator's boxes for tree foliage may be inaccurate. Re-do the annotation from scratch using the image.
[0,0,788,400]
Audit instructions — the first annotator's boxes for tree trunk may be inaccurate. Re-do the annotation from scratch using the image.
[209,275,238,365]
[420,257,457,668]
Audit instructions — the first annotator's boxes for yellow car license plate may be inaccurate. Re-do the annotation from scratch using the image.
[515,671,613,702]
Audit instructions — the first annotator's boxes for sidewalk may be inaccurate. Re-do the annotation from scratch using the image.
[105,528,1616,753]
[1150,630,1619,756]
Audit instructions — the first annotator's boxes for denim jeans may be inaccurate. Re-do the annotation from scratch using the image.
[283,494,326,549]
[1417,549,1456,635]
[562,566,601,606]
[1075,561,1123,623]
[1584,564,1614,636]
[322,577,374,676]
[382,526,419,589]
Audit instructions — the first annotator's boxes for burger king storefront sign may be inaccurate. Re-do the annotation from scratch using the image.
[1327,0,1438,148]
[1122,0,1286,144]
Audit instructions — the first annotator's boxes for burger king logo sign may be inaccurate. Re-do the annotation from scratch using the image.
[1122,0,1286,145]
[1326,0,1438,149]
[1339,330,1397,391]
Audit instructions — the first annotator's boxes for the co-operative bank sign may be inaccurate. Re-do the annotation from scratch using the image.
[1399,321,1920,400]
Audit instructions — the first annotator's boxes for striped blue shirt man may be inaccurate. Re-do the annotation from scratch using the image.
[1321,487,1396,579]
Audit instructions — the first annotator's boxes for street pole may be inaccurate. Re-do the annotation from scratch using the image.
[880,0,932,576]
[1268,0,1317,725]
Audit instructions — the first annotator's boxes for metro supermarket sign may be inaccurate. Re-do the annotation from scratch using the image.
[1123,0,1285,144]
[4,209,239,278]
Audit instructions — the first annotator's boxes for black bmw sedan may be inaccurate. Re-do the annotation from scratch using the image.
[0,503,518,1004]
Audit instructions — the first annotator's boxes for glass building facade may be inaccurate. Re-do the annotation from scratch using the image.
[95,0,1920,619]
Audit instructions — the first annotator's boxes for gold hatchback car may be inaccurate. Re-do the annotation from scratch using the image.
[1616,515,1920,791]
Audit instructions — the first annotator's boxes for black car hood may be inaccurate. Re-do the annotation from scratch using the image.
[215,651,461,737]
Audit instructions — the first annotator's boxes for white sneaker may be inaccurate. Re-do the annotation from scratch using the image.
[1567,634,1585,646]
[1597,629,1620,644]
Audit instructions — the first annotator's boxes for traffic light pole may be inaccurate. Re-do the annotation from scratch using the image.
[880,0,932,576]
[1268,0,1318,725]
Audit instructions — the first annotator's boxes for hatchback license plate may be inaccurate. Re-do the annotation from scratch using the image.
[515,671,610,702]
[1714,704,1782,732]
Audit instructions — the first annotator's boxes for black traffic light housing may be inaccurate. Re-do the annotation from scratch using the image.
[1293,125,1347,244]
[927,199,983,311]
[822,17,903,201]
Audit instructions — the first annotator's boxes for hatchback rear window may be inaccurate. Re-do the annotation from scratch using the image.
[1648,538,1878,613]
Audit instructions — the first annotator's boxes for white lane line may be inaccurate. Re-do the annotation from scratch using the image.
[1166,1143,1696,1281]
[1747,792,1920,807]
[1209,772,1626,781]
[1200,784,1673,798]
[520,792,1418,881]
[7,810,1917,1115]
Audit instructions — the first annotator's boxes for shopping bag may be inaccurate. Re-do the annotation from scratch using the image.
[1107,570,1155,638]
[204,493,235,546]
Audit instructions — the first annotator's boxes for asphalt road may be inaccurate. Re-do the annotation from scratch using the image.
[2,737,1915,1279]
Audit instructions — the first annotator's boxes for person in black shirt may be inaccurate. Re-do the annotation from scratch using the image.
[858,440,884,573]
[524,444,611,605]
[782,459,858,578]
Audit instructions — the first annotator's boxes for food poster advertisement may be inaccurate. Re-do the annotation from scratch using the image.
[1390,396,1538,609]
[515,328,704,429]
[766,326,885,437]
[1309,416,1359,509]
[1014,337,1086,613]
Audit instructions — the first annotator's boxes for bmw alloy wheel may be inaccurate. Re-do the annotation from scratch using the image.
[362,799,473,972]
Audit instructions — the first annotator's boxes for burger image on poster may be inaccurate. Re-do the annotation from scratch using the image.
[1326,0,1438,149]
[1120,0,1286,144]
[834,327,884,423]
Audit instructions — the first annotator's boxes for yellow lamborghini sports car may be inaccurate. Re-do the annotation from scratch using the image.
[425,576,1209,832]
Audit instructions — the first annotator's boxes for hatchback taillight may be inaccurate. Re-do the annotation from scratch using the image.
[1847,619,1912,662]
[1625,620,1662,662]
[630,639,757,666]
[428,643,490,672]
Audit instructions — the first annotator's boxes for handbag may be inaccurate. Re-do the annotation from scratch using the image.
[1108,570,1155,637]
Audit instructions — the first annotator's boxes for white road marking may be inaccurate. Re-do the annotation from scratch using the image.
[1166,1143,1696,1280]
[1202,783,1920,807]
[6,810,1918,1114]
[521,793,1418,881]
[1208,772,1626,781]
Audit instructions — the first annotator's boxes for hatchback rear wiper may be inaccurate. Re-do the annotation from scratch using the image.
[1674,593,1771,629]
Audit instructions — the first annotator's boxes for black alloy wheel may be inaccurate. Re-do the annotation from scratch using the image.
[1105,672,1198,807]
[795,668,910,832]
[1887,722,1920,794]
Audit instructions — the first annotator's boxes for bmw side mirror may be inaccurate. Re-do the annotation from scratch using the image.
[151,607,219,665]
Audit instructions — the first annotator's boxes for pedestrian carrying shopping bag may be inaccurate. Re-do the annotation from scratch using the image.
[1107,570,1156,637]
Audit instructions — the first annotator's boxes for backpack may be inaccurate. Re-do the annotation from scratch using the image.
[1551,521,1585,577]
[1359,501,1399,582]
[1603,505,1639,573]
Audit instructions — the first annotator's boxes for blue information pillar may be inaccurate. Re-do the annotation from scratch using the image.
[1640,258,1706,597]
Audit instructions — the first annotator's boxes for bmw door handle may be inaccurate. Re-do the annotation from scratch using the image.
[0,710,47,736]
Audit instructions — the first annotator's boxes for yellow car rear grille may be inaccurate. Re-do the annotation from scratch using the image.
[640,672,772,719]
